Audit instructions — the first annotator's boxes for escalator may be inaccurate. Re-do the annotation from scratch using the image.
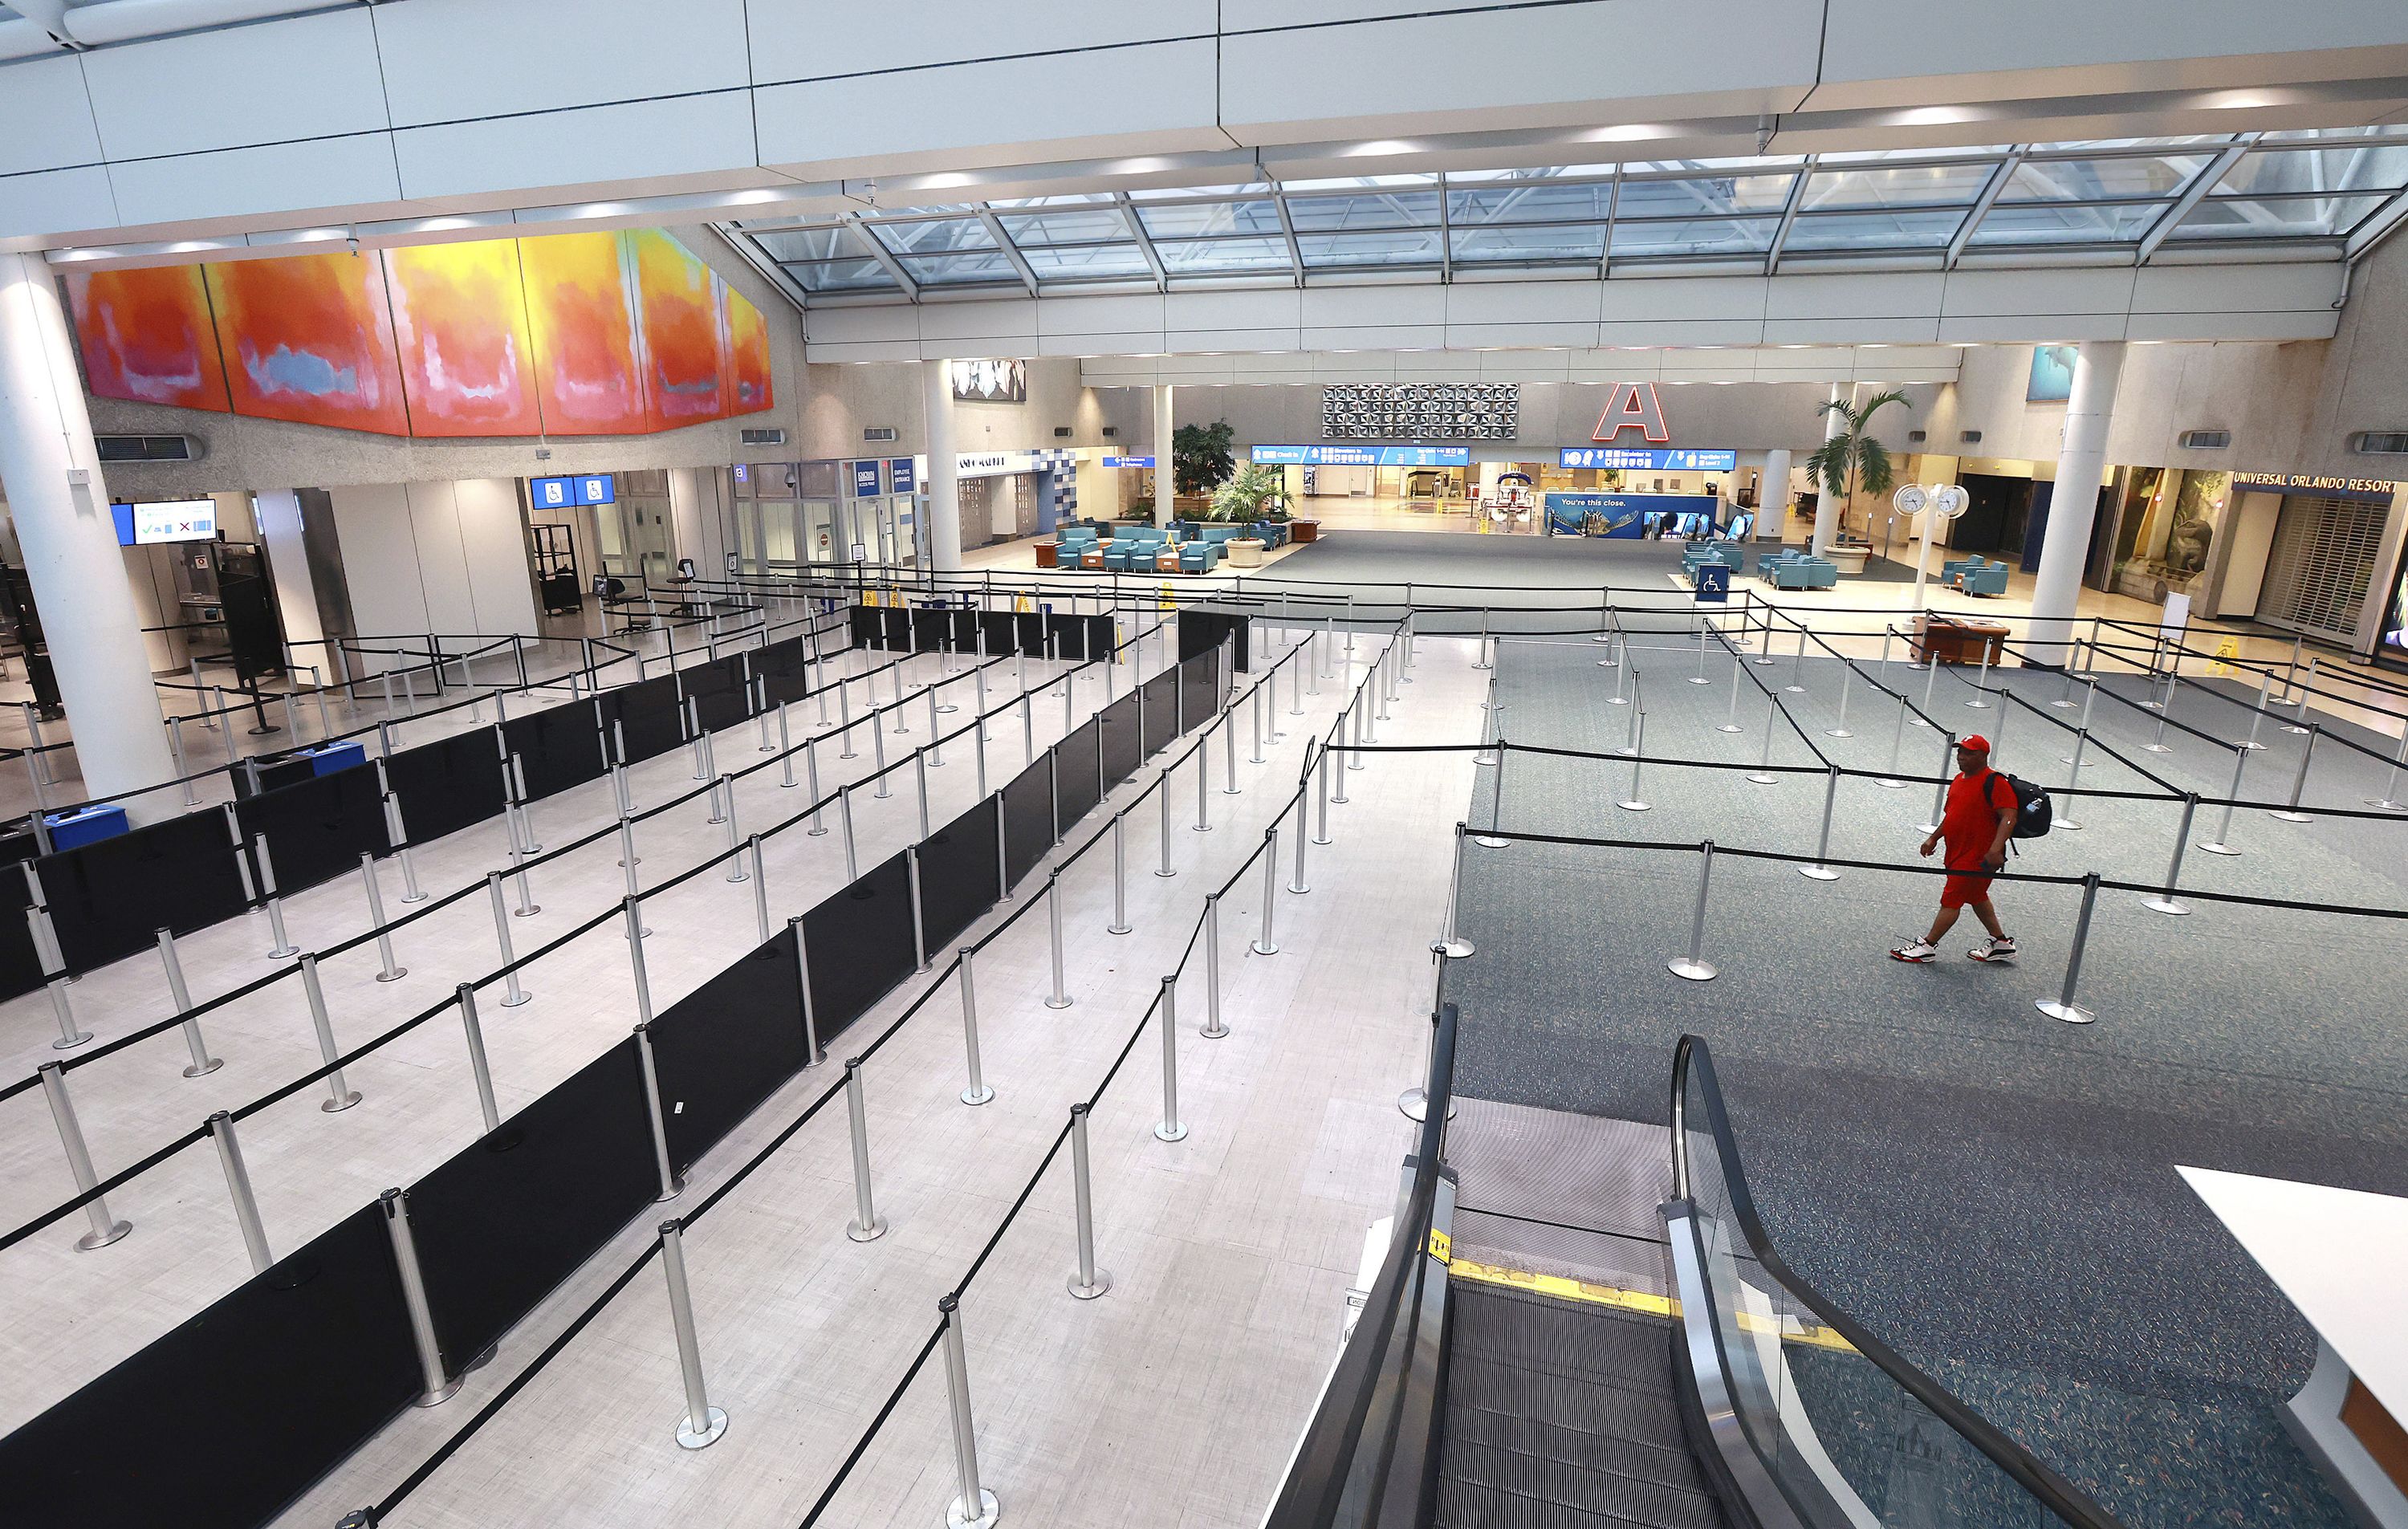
[1266,1012,2125,1529]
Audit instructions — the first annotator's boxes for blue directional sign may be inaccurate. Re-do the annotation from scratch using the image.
[1694,563,1731,604]
[1251,444,1470,467]
[1560,446,1737,472]
[531,476,572,509]
[575,474,615,506]
[889,457,916,494]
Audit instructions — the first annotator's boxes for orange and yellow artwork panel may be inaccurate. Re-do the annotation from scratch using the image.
[205,253,410,435]
[633,229,726,429]
[67,265,232,412]
[519,232,649,435]
[724,283,773,414]
[384,239,543,437]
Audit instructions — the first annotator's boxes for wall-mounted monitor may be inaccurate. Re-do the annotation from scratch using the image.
[110,498,218,547]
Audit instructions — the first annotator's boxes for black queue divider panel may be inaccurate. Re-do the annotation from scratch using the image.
[754,634,816,706]
[1098,692,1142,791]
[1139,669,1179,754]
[41,809,254,978]
[385,728,511,846]
[0,864,43,1000]
[600,674,688,766]
[0,608,1243,1529]
[1179,653,1220,734]
[1178,610,1252,671]
[1057,719,1103,828]
[683,654,753,735]
[233,762,391,897]
[500,700,611,803]
[0,1202,423,1529]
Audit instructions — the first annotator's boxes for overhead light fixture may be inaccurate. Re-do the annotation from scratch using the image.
[1588,124,1670,143]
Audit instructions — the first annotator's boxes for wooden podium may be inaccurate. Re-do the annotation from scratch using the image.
[1912,612,2009,666]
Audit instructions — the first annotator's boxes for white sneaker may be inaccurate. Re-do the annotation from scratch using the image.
[1889,937,1938,963]
[1969,936,2019,963]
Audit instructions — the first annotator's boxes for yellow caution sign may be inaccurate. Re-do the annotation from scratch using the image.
[1426,1228,1452,1263]
[1159,583,1178,612]
[2210,636,2240,677]
[1014,594,1033,614]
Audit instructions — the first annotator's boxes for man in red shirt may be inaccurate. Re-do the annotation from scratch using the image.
[1891,734,2019,963]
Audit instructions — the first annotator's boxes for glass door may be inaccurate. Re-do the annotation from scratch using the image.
[802,499,840,564]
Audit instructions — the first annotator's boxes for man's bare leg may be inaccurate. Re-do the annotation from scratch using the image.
[1921,905,1963,945]
[1969,897,2006,940]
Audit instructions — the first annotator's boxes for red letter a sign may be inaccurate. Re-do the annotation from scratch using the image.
[1592,382,1670,443]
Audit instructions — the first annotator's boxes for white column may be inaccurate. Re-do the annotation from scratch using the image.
[2028,340,2125,667]
[1757,449,1791,540]
[253,490,324,660]
[0,251,177,817]
[922,360,962,572]
[1151,384,1174,528]
[1810,384,1850,557]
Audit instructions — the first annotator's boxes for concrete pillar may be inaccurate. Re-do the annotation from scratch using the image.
[1152,384,1174,528]
[0,251,177,816]
[1758,449,1791,540]
[2028,340,2125,667]
[1811,384,1852,557]
[923,360,962,572]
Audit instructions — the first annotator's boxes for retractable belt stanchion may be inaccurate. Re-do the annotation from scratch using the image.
[658,1219,730,1449]
[1108,813,1133,933]
[39,1062,130,1249]
[939,1295,999,1528]
[1153,975,1186,1142]
[843,1058,887,1241]
[2199,746,2251,856]
[1066,1104,1111,1300]
[380,1189,461,1406]
[956,947,992,1106]
[456,984,502,1133]
[1201,894,1230,1039]
[2143,795,2199,916]
[1800,765,1841,880]
[360,853,407,981]
[2272,725,2320,823]
[1438,823,1474,958]
[157,928,222,1076]
[300,953,362,1110]
[207,1109,272,1274]
[1667,840,1719,982]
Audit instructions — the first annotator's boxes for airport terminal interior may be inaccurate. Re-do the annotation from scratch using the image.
[7,5,2408,1529]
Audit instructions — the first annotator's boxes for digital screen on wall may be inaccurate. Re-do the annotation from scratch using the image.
[110,498,217,547]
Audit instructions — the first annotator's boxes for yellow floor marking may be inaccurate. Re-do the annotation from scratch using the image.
[1447,1257,1857,1352]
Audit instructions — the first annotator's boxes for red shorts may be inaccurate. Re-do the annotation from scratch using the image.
[1940,865,1994,908]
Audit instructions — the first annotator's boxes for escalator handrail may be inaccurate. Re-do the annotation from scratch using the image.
[1669,1034,2126,1529]
[1263,1003,1460,1529]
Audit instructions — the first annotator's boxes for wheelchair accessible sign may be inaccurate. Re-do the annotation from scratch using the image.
[1694,564,1731,604]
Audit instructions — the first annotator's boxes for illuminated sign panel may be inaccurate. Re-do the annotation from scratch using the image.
[1252,445,1470,467]
[1592,382,1670,444]
[1560,447,1736,471]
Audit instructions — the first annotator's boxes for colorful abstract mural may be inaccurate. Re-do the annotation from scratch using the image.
[205,253,411,435]
[384,241,543,437]
[632,230,726,429]
[518,232,649,436]
[67,265,232,411]
[67,230,771,439]
[725,285,772,413]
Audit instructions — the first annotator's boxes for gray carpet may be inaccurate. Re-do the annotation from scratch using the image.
[1439,632,2408,1529]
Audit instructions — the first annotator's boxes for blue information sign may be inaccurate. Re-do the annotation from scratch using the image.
[852,461,883,497]
[1251,444,1470,467]
[576,474,615,506]
[531,476,573,509]
[889,457,915,494]
[1560,446,1738,472]
[1694,563,1731,604]
[1102,455,1154,469]
[731,463,749,483]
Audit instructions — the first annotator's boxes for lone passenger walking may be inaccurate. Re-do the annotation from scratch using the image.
[1891,734,2018,964]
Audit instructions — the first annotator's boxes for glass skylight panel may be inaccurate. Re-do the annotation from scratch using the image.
[1137,200,1283,238]
[1613,174,1795,219]
[1283,190,1442,230]
[1621,157,1804,175]
[1609,217,1778,258]
[1280,173,1438,192]
[2215,145,2408,197]
[1963,201,2163,244]
[1296,230,1445,266]
[872,217,995,255]
[996,208,1132,246]
[1013,242,1152,279]
[897,249,1019,284]
[1155,238,1294,273]
[2168,194,2388,240]
[782,259,899,291]
[1801,163,1993,209]
[1450,224,1606,262]
[1446,164,1620,184]
[1780,209,1966,250]
[2003,155,2209,201]
[1448,181,1614,224]
[752,226,858,262]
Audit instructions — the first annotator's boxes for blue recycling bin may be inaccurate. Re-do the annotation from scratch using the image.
[300,741,367,776]
[44,803,128,851]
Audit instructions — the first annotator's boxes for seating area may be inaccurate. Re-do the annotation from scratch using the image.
[1681,542,1747,580]
[1046,518,1291,574]
[1759,548,1840,590]
[1944,554,2011,596]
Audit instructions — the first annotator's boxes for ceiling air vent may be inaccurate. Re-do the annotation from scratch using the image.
[2178,429,2231,449]
[2352,430,2408,456]
[1102,426,1119,438]
[96,433,201,462]
[1053,426,1073,438]
[739,427,787,447]
[1959,430,1983,445]
[1907,429,1926,443]
[862,426,898,443]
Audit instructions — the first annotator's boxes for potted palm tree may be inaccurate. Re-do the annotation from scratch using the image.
[1804,388,1911,573]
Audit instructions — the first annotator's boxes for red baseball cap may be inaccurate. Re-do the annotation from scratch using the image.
[1959,735,1991,753]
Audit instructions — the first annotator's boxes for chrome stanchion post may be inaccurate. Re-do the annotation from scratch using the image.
[1288,799,1311,894]
[1156,771,1176,877]
[907,844,930,973]
[1222,706,1241,793]
[1315,741,1333,844]
[843,1058,887,1240]
[1251,681,1266,763]
[872,709,891,798]
[1689,622,1710,685]
[635,1019,680,1202]
[1918,731,1954,836]
[1108,812,1132,933]
[456,984,502,1133]
[2036,872,2101,1025]
[1194,737,1213,830]
[957,947,992,1105]
[1153,975,1186,1141]
[1877,693,1910,790]
[1746,694,1780,785]
[254,834,302,958]
[300,953,361,1110]
[748,836,770,942]
[658,1219,729,1449]
[2199,746,2249,856]
[1717,649,1745,733]
[840,784,859,880]
[359,853,407,981]
[40,1062,130,1249]
[157,928,222,1076]
[1044,868,1072,1009]
[2272,725,2319,823]
[939,1296,999,1527]
[2143,795,2199,915]
[207,1110,272,1273]
[1252,825,1282,955]
[2239,669,2273,753]
[1666,840,1719,981]
[915,751,931,840]
[1201,894,1229,1039]
[2056,730,2090,832]
[2369,720,2408,811]
[379,1188,461,1405]
[1475,740,1509,846]
[1826,663,1855,738]
[1066,1104,1111,1299]
[806,737,827,834]
[788,915,824,1067]
[1800,765,1841,880]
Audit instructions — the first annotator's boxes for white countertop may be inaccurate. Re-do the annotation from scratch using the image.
[2182,1166,2408,1420]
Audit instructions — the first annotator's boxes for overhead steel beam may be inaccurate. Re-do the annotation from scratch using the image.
[2137,136,2255,265]
[1764,156,1818,275]
[844,213,920,301]
[1116,192,1169,292]
[974,207,1042,296]
[1946,148,2025,270]
[1271,188,1307,288]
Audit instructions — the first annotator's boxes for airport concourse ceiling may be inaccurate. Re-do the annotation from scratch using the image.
[721,129,2408,306]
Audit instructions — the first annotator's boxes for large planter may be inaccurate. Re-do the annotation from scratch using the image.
[1229,538,1265,568]
[1824,545,1870,575]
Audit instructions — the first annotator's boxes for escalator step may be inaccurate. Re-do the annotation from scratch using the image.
[1444,1401,1706,1496]
[1449,1286,1678,1396]
[1436,1446,1723,1529]
[1446,1354,1692,1454]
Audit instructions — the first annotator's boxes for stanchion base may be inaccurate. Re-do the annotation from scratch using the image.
[1965,701,1993,710]
[1715,723,1745,734]
[410,1376,465,1408]
[75,1218,132,1251]
[2036,998,2095,1026]
[1438,937,1474,959]
[1873,779,1907,791]
[1605,693,1629,703]
[807,825,830,837]
[1201,1021,1230,1040]
[1616,800,1652,812]
[2142,743,2173,754]
[2056,818,2084,832]
[1068,1269,1114,1300]
[322,1090,363,1113]
[962,1083,995,1107]
[1154,1120,1189,1143]
[1108,921,1132,935]
[1398,1088,1457,1123]
[1473,835,1509,848]
[1612,746,1637,758]
[51,1030,92,1050]
[500,989,533,1007]
[1686,677,1712,686]
[2270,810,2313,823]
[2235,741,2266,751]
[1153,868,1177,879]
[183,1057,224,1078]
[1824,728,1854,739]
[401,891,429,905]
[2365,798,2408,811]
[1798,866,1840,882]
[949,1488,1001,1529]
[847,1216,889,1242]
[1909,718,1934,730]
[2199,841,2240,856]
[1753,657,1779,667]
[1192,822,1214,833]
[1045,995,1073,1010]
[2142,895,2190,917]
[376,967,409,983]
[1288,881,1310,896]
[1783,685,1806,696]
[1666,958,1719,982]
[676,1406,729,1450]
[2048,697,2076,709]
[515,903,542,917]
[1745,773,1778,786]
[1251,939,1280,956]
[2056,756,2094,767]
[268,945,302,960]
[1312,834,1332,847]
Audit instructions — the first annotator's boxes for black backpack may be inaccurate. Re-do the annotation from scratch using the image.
[1987,769,2052,839]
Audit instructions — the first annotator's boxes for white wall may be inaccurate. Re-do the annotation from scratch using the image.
[327,478,537,669]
